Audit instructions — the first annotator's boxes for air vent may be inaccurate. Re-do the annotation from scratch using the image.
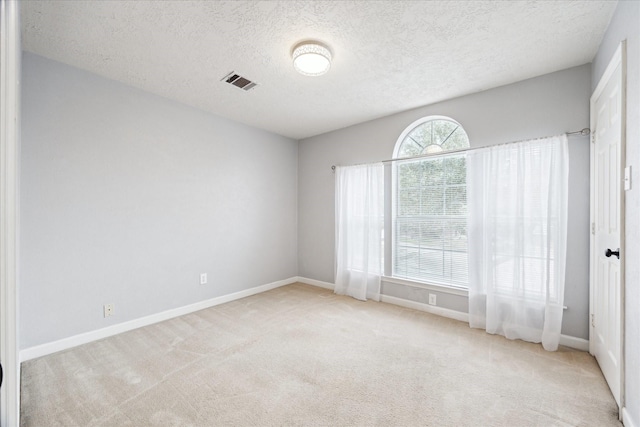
[221,71,257,91]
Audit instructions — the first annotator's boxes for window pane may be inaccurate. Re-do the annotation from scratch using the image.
[398,189,420,216]
[404,247,420,277]
[397,219,420,246]
[398,139,423,157]
[421,187,444,215]
[398,162,421,187]
[445,186,466,215]
[446,218,467,251]
[407,122,433,149]
[448,251,468,283]
[421,159,445,186]
[419,249,444,278]
[419,219,444,249]
[444,157,466,184]
[397,118,469,157]
[395,246,408,277]
[431,120,458,146]
[442,128,470,151]
[393,117,469,288]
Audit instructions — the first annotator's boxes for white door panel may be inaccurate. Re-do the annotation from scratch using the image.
[590,42,625,409]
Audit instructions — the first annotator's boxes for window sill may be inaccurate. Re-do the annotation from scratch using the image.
[381,276,469,297]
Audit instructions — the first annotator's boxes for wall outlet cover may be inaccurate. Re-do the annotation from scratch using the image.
[428,294,437,306]
[103,303,114,317]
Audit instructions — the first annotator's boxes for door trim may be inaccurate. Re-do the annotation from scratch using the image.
[0,0,21,425]
[589,40,626,413]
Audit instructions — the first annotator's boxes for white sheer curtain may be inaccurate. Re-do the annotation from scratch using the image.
[467,135,569,351]
[334,163,384,301]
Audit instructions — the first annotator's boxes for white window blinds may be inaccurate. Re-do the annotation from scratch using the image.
[393,153,468,287]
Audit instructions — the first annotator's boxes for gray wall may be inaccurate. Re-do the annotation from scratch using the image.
[20,53,298,349]
[592,1,640,424]
[299,64,591,340]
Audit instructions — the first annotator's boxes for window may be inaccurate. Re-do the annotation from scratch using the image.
[392,117,470,288]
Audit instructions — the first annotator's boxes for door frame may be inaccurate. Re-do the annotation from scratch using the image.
[589,40,626,414]
[0,0,21,425]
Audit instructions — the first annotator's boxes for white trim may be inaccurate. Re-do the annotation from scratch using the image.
[380,294,469,323]
[298,278,588,351]
[592,43,624,101]
[296,276,335,290]
[297,275,469,298]
[382,275,469,297]
[623,407,637,427]
[24,275,583,361]
[20,277,298,362]
[382,295,587,351]
[558,334,589,352]
[0,0,21,425]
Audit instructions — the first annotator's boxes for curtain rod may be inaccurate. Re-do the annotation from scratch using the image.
[330,128,590,171]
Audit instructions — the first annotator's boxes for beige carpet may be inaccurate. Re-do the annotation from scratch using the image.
[21,283,620,426]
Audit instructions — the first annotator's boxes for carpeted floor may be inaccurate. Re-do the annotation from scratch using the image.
[21,283,621,426]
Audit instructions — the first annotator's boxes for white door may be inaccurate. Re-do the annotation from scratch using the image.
[590,42,626,409]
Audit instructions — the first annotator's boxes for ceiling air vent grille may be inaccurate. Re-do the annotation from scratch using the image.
[222,71,257,91]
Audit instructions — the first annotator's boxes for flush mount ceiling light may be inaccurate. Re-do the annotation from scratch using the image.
[292,41,332,76]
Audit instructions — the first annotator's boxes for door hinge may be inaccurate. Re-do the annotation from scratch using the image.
[591,313,595,327]
[591,222,596,235]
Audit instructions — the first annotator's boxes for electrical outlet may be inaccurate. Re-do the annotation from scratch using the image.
[428,294,437,306]
[103,303,114,317]
[200,273,207,285]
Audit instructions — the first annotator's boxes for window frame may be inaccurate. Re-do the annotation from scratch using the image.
[390,116,470,292]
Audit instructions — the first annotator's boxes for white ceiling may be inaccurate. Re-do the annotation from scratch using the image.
[21,1,617,140]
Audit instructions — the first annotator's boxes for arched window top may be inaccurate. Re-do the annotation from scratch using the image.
[393,116,469,158]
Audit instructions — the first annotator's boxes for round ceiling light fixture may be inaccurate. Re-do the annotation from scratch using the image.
[292,41,332,76]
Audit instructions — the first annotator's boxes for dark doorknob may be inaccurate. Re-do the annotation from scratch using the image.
[605,248,620,259]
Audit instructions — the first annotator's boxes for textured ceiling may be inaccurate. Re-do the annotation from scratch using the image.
[21,1,617,140]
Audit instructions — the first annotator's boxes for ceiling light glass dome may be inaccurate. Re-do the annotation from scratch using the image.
[292,41,332,76]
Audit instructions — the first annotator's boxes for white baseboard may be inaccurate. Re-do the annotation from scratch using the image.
[558,334,589,352]
[297,279,589,352]
[381,294,588,352]
[24,276,588,362]
[297,278,467,323]
[380,294,469,323]
[20,277,298,362]
[296,276,335,290]
[623,407,637,427]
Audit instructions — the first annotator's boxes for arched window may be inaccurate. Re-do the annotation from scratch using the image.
[394,116,469,158]
[392,116,470,287]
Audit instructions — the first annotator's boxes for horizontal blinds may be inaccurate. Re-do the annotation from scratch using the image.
[393,154,468,286]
